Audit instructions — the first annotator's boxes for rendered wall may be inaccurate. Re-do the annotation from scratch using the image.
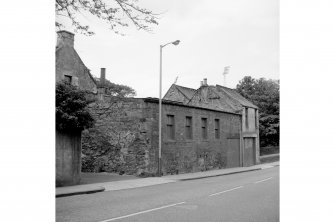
[56,130,82,187]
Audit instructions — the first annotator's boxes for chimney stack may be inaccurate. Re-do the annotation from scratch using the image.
[203,78,208,86]
[100,68,106,86]
[57,30,74,48]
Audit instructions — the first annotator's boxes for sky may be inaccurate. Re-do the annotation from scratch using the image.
[57,0,279,98]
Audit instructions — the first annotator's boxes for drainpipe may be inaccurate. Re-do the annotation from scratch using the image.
[255,109,260,164]
[240,108,245,167]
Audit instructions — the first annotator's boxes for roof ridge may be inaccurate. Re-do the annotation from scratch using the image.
[174,84,196,91]
[216,84,235,91]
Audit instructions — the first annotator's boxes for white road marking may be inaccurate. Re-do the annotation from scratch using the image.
[209,186,243,197]
[254,177,273,184]
[98,202,186,222]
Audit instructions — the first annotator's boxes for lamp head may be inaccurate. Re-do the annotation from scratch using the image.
[172,40,180,45]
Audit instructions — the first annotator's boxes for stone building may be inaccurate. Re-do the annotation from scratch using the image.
[164,79,260,167]
[56,30,98,186]
[83,74,259,176]
[56,30,97,93]
[55,30,260,179]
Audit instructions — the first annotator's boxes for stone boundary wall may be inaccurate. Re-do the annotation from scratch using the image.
[82,96,152,175]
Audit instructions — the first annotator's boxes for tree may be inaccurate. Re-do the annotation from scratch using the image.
[56,0,159,35]
[56,81,95,132]
[95,77,136,97]
[236,76,280,147]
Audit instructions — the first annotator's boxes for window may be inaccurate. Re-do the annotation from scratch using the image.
[201,118,208,139]
[215,119,220,139]
[167,115,175,140]
[245,108,249,129]
[64,75,72,84]
[185,116,192,139]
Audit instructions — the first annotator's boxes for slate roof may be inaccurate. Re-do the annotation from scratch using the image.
[215,85,258,109]
[163,83,257,115]
[174,85,197,100]
[163,84,197,104]
[187,85,239,113]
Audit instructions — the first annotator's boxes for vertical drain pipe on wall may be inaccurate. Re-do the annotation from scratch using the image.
[240,107,245,167]
[255,109,260,164]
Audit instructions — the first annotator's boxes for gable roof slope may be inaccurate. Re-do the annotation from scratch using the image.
[163,84,196,104]
[187,85,238,113]
[174,84,197,100]
[56,44,97,86]
[216,84,258,109]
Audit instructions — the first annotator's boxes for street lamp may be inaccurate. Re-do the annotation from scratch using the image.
[158,40,180,177]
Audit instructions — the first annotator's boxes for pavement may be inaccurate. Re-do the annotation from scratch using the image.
[56,161,279,198]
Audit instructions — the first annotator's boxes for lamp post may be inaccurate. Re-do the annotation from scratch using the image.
[158,40,180,177]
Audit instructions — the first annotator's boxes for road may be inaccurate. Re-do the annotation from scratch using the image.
[57,167,279,222]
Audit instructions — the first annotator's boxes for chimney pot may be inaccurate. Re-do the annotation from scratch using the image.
[57,30,74,48]
[100,68,106,86]
[203,78,208,86]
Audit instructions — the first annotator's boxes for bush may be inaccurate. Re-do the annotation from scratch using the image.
[56,81,95,132]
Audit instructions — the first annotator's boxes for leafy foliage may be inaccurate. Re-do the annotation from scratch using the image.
[55,0,159,35]
[56,81,95,132]
[236,76,279,115]
[236,76,280,147]
[95,77,136,97]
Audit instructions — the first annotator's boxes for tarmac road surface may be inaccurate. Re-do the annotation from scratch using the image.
[56,167,279,222]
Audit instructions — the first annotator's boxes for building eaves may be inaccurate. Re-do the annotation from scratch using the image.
[144,97,241,116]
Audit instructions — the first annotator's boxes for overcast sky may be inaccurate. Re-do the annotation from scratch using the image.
[57,0,279,98]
